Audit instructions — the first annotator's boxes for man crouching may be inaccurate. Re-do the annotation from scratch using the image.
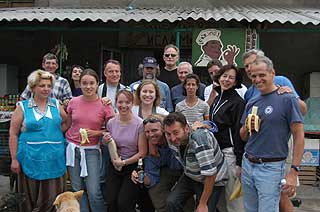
[163,112,228,212]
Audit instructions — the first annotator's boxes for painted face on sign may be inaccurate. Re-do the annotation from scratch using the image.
[203,40,222,59]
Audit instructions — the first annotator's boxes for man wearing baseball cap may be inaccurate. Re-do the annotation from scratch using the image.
[130,57,173,112]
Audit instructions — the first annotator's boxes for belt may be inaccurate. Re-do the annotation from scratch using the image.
[244,153,286,164]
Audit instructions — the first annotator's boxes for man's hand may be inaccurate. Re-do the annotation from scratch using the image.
[277,86,293,95]
[282,171,298,197]
[223,45,240,65]
[131,170,139,184]
[196,203,208,212]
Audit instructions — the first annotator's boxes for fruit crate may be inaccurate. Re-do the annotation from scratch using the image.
[299,166,318,185]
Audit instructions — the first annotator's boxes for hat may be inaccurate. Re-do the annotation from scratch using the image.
[196,29,222,46]
[143,57,158,68]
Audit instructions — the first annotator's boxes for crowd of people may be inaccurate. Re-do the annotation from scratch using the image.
[8,43,305,212]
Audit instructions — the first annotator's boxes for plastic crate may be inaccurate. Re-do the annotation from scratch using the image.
[0,126,10,176]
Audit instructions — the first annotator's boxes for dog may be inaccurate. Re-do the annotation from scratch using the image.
[53,190,84,212]
[0,192,26,212]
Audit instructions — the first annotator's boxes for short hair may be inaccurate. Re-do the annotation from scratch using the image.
[163,44,180,55]
[242,49,265,61]
[253,56,274,72]
[178,62,193,73]
[163,112,187,128]
[28,69,55,90]
[182,73,200,96]
[214,64,242,89]
[135,80,161,107]
[80,68,99,84]
[115,89,134,104]
[42,53,58,64]
[143,114,164,126]
[103,59,121,70]
[207,59,222,69]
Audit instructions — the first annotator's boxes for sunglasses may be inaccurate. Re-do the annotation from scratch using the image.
[164,54,177,58]
[143,117,161,125]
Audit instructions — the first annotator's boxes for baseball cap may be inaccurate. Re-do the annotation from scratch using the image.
[143,57,158,68]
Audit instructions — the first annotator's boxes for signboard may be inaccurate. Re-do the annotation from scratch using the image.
[192,28,250,67]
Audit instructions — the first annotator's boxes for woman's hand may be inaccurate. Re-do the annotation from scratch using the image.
[101,97,112,106]
[11,159,21,174]
[113,157,126,168]
[102,132,112,144]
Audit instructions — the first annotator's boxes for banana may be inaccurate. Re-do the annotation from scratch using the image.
[245,106,260,136]
[107,137,122,171]
[79,128,90,145]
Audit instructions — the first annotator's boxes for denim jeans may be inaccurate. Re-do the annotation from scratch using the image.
[241,157,285,212]
[100,144,110,203]
[166,174,223,212]
[68,148,105,212]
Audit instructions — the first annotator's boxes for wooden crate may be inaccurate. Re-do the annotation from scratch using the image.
[299,166,318,185]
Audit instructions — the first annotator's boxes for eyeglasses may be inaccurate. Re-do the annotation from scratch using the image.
[143,117,161,125]
[164,54,177,58]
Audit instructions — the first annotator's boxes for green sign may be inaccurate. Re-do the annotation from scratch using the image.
[192,28,246,67]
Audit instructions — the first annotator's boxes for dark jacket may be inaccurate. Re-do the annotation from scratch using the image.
[209,86,245,166]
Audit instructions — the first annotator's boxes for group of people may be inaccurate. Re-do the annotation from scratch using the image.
[8,43,305,212]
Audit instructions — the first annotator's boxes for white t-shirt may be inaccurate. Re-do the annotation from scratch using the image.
[131,105,169,117]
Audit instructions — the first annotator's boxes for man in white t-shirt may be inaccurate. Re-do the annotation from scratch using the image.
[204,59,247,107]
[98,59,128,110]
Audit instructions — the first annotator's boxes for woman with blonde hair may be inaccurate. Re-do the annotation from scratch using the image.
[133,80,169,119]
[9,69,67,212]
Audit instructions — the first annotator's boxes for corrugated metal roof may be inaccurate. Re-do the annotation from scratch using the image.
[0,6,320,25]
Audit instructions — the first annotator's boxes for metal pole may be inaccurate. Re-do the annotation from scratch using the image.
[59,34,63,75]
[176,31,180,64]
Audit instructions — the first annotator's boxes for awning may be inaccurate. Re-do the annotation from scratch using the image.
[0,5,320,25]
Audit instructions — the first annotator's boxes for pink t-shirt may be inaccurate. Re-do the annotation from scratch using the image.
[107,114,144,159]
[65,96,114,145]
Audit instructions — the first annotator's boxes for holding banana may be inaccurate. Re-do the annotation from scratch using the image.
[79,128,90,145]
[245,106,260,136]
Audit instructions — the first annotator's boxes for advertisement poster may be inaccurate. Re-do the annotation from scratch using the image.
[192,28,251,67]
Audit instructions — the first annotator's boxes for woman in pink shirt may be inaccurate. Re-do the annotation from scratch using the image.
[65,69,114,212]
[103,90,147,212]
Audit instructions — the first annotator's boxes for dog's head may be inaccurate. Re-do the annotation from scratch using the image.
[53,190,84,211]
[0,192,26,212]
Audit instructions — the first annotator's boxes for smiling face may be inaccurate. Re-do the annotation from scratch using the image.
[203,40,222,59]
[80,74,98,97]
[218,68,237,91]
[72,67,82,81]
[144,122,163,145]
[177,65,191,83]
[140,83,156,106]
[32,79,52,99]
[42,59,58,74]
[250,62,275,94]
[164,121,189,146]
[243,54,257,79]
[163,47,179,69]
[185,78,198,96]
[104,63,121,86]
[116,93,133,115]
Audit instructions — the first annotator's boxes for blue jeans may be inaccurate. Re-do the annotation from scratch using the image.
[241,157,285,212]
[68,148,105,212]
[166,174,223,212]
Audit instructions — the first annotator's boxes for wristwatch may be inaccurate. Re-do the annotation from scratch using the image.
[291,165,301,172]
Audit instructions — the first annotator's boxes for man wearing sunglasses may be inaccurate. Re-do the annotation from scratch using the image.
[164,112,228,212]
[131,114,194,212]
[158,44,180,88]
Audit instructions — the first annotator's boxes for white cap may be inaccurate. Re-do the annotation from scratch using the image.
[196,29,222,46]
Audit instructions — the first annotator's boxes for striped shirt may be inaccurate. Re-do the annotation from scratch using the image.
[175,99,209,126]
[169,129,228,185]
[21,74,72,103]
